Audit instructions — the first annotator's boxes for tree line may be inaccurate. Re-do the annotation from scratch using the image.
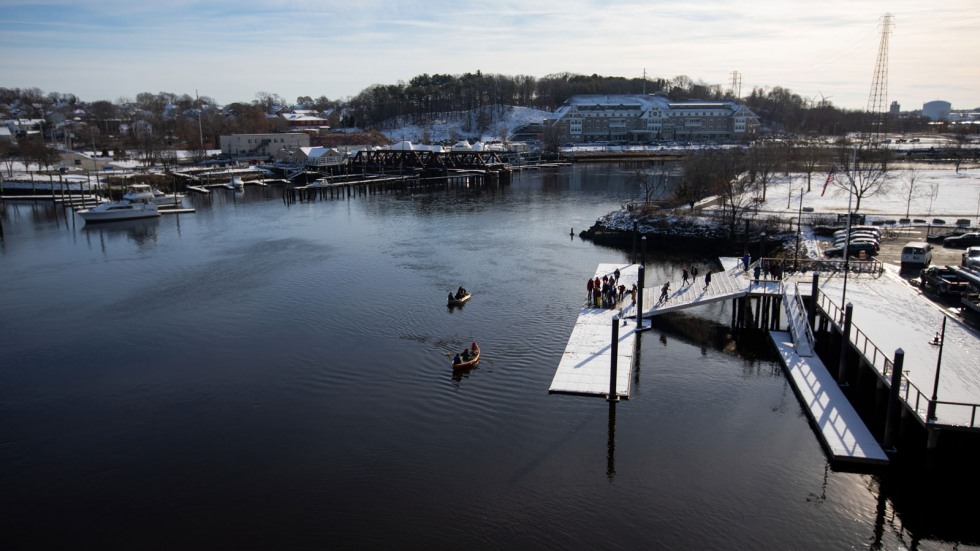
[0,71,941,169]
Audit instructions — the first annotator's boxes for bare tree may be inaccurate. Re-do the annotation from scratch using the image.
[793,141,831,192]
[830,140,890,212]
[158,146,179,173]
[630,165,667,204]
[898,163,922,219]
[747,141,783,201]
[713,152,755,234]
[926,180,940,217]
[131,120,158,168]
[0,139,16,177]
[680,149,752,233]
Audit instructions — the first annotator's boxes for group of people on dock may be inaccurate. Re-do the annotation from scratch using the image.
[749,259,784,282]
[586,269,637,309]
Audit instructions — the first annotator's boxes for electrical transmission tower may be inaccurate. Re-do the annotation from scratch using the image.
[730,70,742,99]
[865,13,894,143]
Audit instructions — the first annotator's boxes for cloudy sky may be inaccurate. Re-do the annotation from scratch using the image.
[2,0,977,111]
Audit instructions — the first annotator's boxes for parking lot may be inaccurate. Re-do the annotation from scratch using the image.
[876,227,965,268]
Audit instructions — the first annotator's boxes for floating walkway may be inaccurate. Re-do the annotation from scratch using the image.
[770,330,888,465]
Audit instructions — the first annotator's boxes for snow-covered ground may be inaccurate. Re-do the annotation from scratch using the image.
[743,164,980,222]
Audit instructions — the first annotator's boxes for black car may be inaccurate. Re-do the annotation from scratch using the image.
[823,241,879,259]
[943,232,980,248]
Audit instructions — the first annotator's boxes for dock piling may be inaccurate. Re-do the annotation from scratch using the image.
[636,265,645,328]
[837,303,853,385]
[608,315,620,402]
[883,348,905,451]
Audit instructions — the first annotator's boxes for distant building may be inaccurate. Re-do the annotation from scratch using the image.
[275,146,347,167]
[58,150,114,171]
[220,133,310,159]
[281,112,330,131]
[922,100,952,122]
[547,94,759,144]
[890,101,900,115]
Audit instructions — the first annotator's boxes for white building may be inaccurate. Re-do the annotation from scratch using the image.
[220,133,310,159]
[547,94,759,143]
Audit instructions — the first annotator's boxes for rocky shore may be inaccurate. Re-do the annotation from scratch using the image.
[578,208,748,255]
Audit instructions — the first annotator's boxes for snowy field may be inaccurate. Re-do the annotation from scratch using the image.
[736,164,980,223]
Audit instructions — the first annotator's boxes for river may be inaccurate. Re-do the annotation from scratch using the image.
[0,164,973,549]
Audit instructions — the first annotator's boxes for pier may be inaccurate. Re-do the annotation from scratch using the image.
[552,257,980,464]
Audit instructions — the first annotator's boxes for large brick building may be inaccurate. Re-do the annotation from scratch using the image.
[548,94,759,143]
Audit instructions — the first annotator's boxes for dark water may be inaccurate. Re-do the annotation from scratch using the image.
[0,166,972,549]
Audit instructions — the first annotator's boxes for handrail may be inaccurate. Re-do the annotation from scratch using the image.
[816,291,980,428]
[783,282,816,356]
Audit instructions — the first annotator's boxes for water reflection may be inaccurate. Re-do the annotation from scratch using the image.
[80,216,159,246]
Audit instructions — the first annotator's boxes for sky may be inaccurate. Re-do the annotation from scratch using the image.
[2,0,978,111]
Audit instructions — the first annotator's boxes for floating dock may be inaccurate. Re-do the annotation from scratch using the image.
[770,330,888,465]
[551,258,902,466]
[549,263,643,399]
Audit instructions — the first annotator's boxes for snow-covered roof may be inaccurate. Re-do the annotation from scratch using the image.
[553,94,672,118]
[299,146,342,158]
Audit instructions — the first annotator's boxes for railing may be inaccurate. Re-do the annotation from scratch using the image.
[816,291,980,428]
[785,257,884,276]
[782,282,815,356]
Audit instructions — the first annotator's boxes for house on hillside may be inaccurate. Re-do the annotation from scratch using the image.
[220,133,310,160]
[281,112,330,132]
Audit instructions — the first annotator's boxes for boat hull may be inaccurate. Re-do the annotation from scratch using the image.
[451,344,480,370]
[78,201,160,223]
[448,293,472,307]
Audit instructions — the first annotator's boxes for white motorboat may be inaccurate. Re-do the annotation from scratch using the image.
[225,176,245,190]
[78,189,160,223]
[123,184,184,206]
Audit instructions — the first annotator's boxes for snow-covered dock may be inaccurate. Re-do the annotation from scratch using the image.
[770,330,889,465]
[549,263,644,398]
[813,267,980,429]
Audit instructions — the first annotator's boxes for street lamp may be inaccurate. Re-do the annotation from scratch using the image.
[794,188,804,270]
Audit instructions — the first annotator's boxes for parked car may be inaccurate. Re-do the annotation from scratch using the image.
[943,232,980,248]
[834,234,879,245]
[963,246,980,269]
[833,226,881,239]
[832,237,879,251]
[900,241,932,267]
[823,241,879,259]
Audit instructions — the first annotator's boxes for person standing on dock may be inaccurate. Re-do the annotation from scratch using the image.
[742,253,750,271]
[704,270,712,290]
[658,282,671,304]
[586,277,594,303]
[682,268,689,286]
[692,265,698,280]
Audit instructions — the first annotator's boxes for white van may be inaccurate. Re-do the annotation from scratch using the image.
[901,241,932,267]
